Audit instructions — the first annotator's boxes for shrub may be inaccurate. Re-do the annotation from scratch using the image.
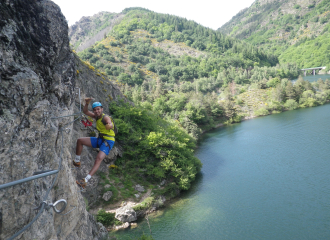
[254,107,269,116]
[87,47,96,53]
[284,99,298,110]
[99,49,109,57]
[104,55,115,62]
[128,64,138,72]
[96,209,122,226]
[299,97,318,108]
[110,41,118,47]
[312,16,319,22]
[128,54,139,62]
[320,18,328,24]
[267,77,280,88]
[95,61,104,68]
[89,56,99,64]
[105,69,112,75]
[118,73,131,84]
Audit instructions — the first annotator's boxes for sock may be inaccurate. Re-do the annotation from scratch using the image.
[74,155,80,163]
[84,174,91,182]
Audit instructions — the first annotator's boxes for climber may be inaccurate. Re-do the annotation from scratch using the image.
[74,97,115,188]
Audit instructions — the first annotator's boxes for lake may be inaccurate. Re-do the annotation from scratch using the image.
[294,73,330,82]
[113,75,330,240]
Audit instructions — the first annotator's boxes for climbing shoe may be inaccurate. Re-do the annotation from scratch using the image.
[76,179,87,189]
[72,160,81,168]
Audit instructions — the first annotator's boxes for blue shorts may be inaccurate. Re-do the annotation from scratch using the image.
[90,137,114,155]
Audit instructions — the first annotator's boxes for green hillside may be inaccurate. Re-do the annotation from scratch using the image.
[219,0,330,69]
[70,6,330,205]
[73,7,310,135]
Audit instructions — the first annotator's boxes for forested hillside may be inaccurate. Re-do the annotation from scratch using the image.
[69,7,330,202]
[219,0,330,69]
[72,7,302,133]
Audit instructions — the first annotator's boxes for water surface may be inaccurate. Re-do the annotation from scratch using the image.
[294,73,330,82]
[114,104,330,240]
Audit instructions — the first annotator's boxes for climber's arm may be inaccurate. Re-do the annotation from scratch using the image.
[103,116,113,130]
[83,97,95,118]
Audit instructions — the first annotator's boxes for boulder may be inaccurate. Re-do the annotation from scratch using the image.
[102,191,113,201]
[115,206,137,222]
[134,184,145,192]
[104,184,111,189]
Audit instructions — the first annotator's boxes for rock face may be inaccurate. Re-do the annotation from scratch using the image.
[115,206,137,223]
[0,1,124,239]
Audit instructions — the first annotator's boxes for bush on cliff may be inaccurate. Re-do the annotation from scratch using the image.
[110,100,202,193]
[96,209,122,226]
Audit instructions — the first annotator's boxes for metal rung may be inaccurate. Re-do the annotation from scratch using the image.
[0,170,59,190]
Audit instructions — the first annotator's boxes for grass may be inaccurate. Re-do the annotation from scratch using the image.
[132,197,154,211]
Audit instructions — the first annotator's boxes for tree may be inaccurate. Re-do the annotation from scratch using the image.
[154,79,164,98]
[285,81,296,99]
[272,84,285,102]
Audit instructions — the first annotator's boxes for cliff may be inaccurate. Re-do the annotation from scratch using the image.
[0,0,124,239]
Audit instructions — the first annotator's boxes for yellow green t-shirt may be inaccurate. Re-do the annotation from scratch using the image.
[96,113,115,141]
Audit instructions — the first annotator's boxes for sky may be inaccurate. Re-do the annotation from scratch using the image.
[52,0,256,30]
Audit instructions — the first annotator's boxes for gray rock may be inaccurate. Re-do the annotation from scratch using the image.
[104,184,111,189]
[134,184,145,192]
[115,206,137,223]
[102,191,113,201]
[160,179,166,186]
[134,194,140,198]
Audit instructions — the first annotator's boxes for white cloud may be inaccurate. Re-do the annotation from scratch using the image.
[52,0,255,29]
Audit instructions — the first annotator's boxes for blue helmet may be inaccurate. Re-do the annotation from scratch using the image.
[92,102,102,109]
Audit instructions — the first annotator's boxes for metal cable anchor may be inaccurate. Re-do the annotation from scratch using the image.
[34,199,67,214]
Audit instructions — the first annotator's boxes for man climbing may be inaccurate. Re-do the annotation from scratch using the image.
[74,97,115,188]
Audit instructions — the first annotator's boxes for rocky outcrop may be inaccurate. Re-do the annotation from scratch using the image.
[134,184,145,192]
[0,1,125,239]
[115,206,137,223]
[69,12,125,52]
